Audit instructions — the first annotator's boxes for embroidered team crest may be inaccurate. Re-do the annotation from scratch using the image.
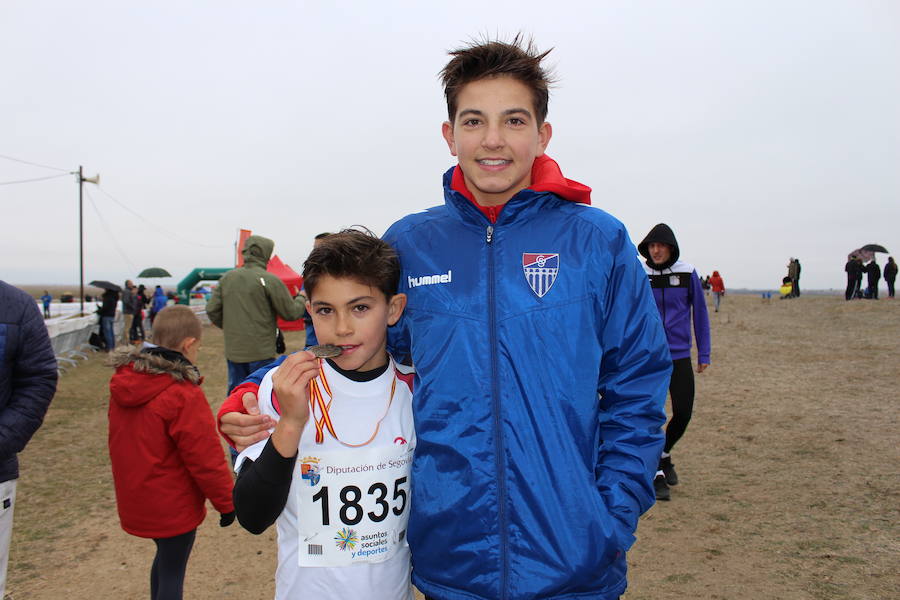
[300,457,321,486]
[522,253,559,298]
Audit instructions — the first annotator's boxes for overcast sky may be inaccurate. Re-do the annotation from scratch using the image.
[2,1,898,291]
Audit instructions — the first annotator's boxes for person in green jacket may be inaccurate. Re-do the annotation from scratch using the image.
[206,235,306,392]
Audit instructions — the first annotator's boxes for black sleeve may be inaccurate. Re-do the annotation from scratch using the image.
[233,437,297,534]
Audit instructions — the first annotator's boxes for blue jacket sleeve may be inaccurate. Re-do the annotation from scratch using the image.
[381,227,412,366]
[594,232,671,544]
[690,270,711,364]
[245,355,288,387]
[0,298,56,459]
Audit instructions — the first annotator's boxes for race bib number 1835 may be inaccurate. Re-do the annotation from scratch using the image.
[295,445,413,567]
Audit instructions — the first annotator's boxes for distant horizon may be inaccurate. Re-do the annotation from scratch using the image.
[10,282,853,297]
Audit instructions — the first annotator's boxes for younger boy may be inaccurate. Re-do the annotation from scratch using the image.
[232,229,414,600]
[108,305,235,600]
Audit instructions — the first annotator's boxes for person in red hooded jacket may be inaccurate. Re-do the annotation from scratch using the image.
[709,270,725,312]
[108,305,234,600]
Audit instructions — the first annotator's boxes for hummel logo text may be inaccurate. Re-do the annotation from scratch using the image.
[408,270,452,288]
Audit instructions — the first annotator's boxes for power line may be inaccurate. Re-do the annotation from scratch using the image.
[84,187,137,274]
[94,185,229,249]
[0,153,70,172]
[0,173,71,186]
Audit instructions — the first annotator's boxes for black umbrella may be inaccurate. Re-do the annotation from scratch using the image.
[860,244,889,254]
[138,267,172,278]
[89,280,122,292]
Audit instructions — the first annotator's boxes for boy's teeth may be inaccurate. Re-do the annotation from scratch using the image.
[479,159,507,165]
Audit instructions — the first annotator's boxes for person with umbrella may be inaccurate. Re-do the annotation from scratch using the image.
[866,258,881,299]
[845,256,864,301]
[96,284,121,352]
[884,257,897,299]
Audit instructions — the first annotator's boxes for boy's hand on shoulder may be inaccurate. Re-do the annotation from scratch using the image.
[220,394,273,452]
[271,351,319,427]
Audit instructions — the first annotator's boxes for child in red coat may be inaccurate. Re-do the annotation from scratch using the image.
[709,270,726,312]
[108,305,234,600]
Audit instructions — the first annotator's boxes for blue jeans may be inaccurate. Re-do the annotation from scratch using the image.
[226,358,275,394]
[226,358,273,465]
[100,316,116,352]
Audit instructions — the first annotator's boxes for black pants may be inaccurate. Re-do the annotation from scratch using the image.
[845,275,857,300]
[130,312,145,341]
[664,357,695,454]
[151,529,196,600]
[869,281,879,299]
[887,278,896,298]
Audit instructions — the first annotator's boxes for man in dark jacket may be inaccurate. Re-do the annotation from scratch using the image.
[866,260,881,299]
[98,288,119,352]
[121,280,136,345]
[884,257,897,298]
[0,281,57,596]
[844,258,862,300]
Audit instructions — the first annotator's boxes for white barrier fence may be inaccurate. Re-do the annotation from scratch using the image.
[46,313,123,374]
[43,302,208,375]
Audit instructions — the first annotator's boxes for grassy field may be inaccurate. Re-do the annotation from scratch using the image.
[6,293,899,599]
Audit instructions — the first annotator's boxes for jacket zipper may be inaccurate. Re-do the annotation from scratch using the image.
[486,224,509,598]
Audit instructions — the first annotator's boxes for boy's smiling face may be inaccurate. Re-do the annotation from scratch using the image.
[306,275,406,372]
[442,75,552,207]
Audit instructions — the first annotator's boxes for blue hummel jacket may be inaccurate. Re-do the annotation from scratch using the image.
[381,163,672,600]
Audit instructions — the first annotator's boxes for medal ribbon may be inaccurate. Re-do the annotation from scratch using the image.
[306,362,396,447]
[308,363,336,443]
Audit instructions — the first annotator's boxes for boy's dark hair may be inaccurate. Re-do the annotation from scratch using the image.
[151,305,202,350]
[314,232,331,241]
[302,228,400,300]
[440,34,554,124]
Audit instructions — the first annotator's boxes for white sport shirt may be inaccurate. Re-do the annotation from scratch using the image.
[236,357,416,600]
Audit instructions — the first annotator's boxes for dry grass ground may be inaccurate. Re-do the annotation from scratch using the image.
[6,294,899,599]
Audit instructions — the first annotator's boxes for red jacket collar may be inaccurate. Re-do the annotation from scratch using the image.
[450,154,592,223]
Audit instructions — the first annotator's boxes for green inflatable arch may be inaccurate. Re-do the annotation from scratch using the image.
[176,268,232,304]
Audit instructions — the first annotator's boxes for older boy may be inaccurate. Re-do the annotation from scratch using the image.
[221,37,670,600]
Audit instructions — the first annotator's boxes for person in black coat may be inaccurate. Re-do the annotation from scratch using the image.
[0,281,56,598]
[884,257,897,298]
[98,289,120,351]
[845,258,862,300]
[866,260,881,299]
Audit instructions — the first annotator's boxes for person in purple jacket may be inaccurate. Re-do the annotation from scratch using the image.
[638,223,711,501]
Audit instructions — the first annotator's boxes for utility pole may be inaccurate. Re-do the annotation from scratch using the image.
[78,166,84,315]
[74,166,100,315]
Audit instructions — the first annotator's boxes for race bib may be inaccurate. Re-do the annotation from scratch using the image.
[295,444,414,567]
